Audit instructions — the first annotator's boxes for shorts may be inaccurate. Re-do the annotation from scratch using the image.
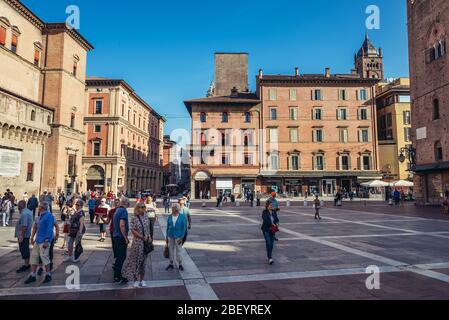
[99,224,107,233]
[19,238,30,260]
[30,243,51,266]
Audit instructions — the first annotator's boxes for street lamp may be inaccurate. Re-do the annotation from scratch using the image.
[398,145,417,171]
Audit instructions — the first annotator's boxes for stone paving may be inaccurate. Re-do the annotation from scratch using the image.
[1,202,449,300]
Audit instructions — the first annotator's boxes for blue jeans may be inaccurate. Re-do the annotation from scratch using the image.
[262,231,275,259]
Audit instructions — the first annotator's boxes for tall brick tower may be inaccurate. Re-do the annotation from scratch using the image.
[214,53,249,96]
[355,33,384,80]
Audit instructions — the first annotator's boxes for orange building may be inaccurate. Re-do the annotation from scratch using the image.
[83,78,165,194]
[185,38,383,199]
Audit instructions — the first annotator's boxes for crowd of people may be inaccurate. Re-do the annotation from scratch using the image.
[6,187,194,287]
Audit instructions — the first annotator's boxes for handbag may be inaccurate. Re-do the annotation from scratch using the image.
[270,224,279,233]
[137,216,154,254]
[163,244,170,259]
[74,242,83,260]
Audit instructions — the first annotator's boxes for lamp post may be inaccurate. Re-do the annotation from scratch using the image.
[398,145,417,172]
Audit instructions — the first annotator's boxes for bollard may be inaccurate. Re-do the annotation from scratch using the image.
[202,201,206,207]
[287,200,291,207]
[304,199,308,207]
[236,201,240,207]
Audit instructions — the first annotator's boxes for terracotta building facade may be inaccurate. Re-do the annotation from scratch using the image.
[407,0,449,204]
[186,43,382,199]
[0,0,90,196]
[84,78,165,195]
[256,70,380,196]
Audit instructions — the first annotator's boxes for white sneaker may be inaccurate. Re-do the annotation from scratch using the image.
[133,281,140,288]
[63,256,73,262]
[140,281,147,287]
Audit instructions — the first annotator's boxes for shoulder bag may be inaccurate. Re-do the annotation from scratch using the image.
[137,215,154,254]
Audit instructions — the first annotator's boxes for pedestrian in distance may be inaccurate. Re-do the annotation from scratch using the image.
[261,200,280,265]
[95,198,110,242]
[88,196,96,224]
[145,196,158,240]
[27,194,39,220]
[314,195,322,220]
[256,191,262,207]
[122,202,152,288]
[165,203,187,271]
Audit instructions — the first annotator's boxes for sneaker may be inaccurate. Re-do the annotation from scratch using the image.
[119,278,128,285]
[24,276,36,284]
[43,274,52,283]
[16,265,31,273]
[113,277,121,283]
[269,259,274,265]
[63,256,73,262]
[140,281,147,287]
[72,258,80,263]
[179,265,184,271]
[133,281,140,288]
[37,268,43,276]
[166,264,174,271]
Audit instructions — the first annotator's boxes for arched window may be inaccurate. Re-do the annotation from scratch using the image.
[31,110,36,121]
[200,112,206,123]
[433,98,440,120]
[435,141,443,161]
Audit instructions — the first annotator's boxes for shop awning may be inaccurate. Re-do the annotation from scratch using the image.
[194,171,210,181]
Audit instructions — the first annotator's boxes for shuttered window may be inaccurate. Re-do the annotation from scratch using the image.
[0,26,6,46]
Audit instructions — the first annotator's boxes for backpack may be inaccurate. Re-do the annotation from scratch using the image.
[69,211,85,237]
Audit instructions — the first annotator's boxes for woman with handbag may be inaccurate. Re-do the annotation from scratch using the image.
[122,202,152,288]
[261,200,280,265]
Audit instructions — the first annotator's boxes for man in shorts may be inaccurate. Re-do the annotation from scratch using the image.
[24,202,55,285]
[15,201,33,273]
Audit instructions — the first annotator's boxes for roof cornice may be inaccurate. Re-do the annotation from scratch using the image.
[5,0,45,29]
[43,23,94,51]
[86,79,164,121]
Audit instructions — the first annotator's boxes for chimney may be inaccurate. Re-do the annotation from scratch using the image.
[295,67,299,77]
[325,67,331,78]
[258,69,263,78]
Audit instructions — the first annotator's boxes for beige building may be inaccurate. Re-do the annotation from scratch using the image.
[376,78,412,181]
[0,0,94,196]
[84,78,165,195]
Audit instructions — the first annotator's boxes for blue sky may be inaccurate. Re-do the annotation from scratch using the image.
[23,0,409,135]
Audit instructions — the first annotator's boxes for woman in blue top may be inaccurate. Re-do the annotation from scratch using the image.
[261,200,280,265]
[165,203,187,271]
